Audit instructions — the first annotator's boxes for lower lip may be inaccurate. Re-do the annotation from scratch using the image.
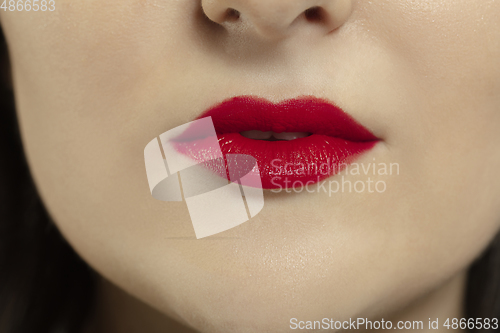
[217,133,377,189]
[176,96,379,190]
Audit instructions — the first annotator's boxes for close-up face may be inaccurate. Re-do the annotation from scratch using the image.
[1,0,500,332]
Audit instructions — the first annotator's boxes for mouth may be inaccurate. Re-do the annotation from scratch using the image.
[176,96,379,190]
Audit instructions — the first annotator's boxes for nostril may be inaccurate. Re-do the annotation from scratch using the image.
[304,6,323,22]
[225,8,241,21]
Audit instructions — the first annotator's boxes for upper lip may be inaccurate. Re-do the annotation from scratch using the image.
[197,96,378,142]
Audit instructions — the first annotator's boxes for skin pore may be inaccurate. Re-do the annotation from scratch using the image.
[1,0,500,332]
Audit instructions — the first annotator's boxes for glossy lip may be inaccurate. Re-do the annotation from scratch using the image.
[175,96,379,189]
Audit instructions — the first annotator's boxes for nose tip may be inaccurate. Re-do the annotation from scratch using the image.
[201,0,353,39]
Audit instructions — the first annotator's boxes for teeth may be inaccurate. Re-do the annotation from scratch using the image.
[241,130,310,141]
[273,132,310,141]
[240,130,273,140]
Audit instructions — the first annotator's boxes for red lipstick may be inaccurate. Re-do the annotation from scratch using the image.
[178,96,378,189]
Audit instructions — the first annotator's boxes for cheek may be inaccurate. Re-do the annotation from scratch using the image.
[0,0,206,299]
[357,0,500,84]
[353,0,500,189]
[0,1,202,223]
[1,0,203,118]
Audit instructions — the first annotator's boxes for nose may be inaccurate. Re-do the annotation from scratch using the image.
[201,0,353,39]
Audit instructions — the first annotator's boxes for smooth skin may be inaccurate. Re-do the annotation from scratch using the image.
[1,0,500,332]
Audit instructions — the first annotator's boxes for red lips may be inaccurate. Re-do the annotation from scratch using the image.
[173,96,378,189]
[180,96,377,189]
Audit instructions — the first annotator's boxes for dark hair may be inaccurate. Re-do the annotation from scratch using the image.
[466,233,500,322]
[0,24,499,333]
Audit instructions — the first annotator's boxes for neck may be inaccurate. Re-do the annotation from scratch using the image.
[86,271,466,333]
[85,277,197,333]
[379,270,467,333]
